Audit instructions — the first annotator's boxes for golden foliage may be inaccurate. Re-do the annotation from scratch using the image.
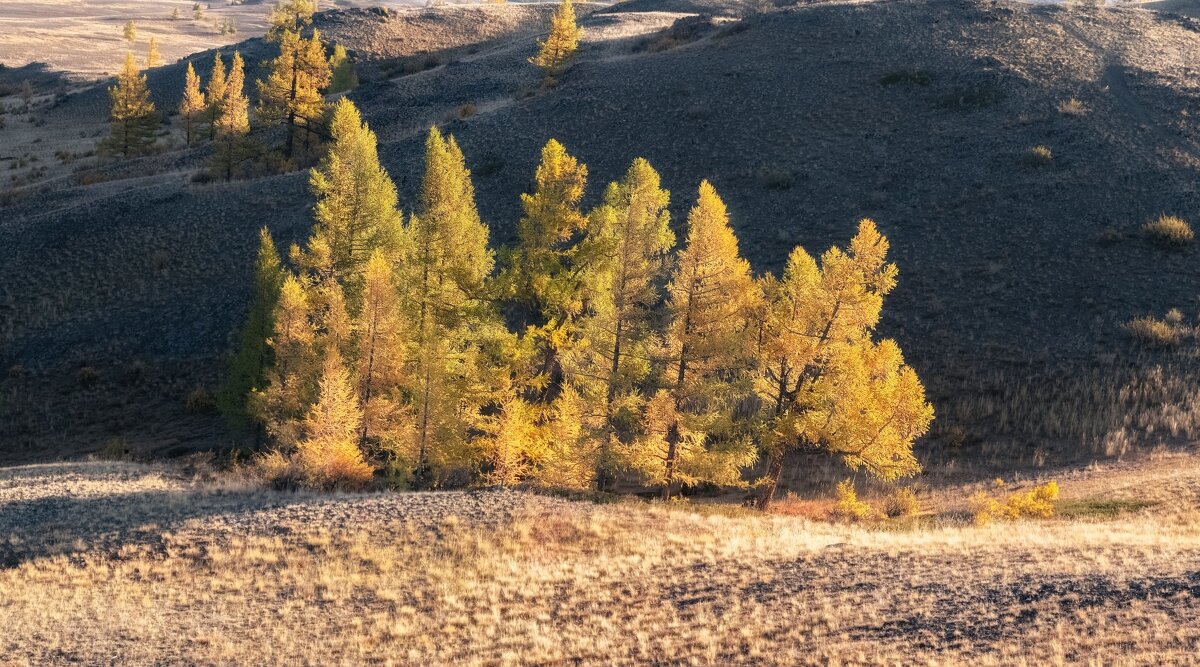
[1124,315,1181,348]
[100,52,158,157]
[832,479,872,521]
[753,219,932,510]
[178,62,206,146]
[970,480,1060,525]
[256,28,331,159]
[1143,215,1194,247]
[883,486,920,518]
[296,349,373,489]
[530,0,582,81]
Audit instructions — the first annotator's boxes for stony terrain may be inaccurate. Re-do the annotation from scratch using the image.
[2,455,1199,664]
[5,0,1200,481]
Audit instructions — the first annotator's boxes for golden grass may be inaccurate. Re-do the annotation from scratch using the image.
[2,460,1200,664]
[1143,215,1194,247]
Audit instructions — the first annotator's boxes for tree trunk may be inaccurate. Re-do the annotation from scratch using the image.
[756,449,785,511]
[661,421,680,501]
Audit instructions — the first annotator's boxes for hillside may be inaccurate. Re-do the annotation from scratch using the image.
[4,0,1200,483]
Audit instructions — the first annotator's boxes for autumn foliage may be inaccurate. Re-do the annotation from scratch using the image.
[231,99,932,496]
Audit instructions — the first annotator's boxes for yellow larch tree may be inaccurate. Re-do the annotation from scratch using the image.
[295,348,374,489]
[212,51,250,180]
[178,62,205,146]
[622,181,758,499]
[399,126,498,486]
[357,250,414,453]
[204,51,227,141]
[255,273,319,446]
[257,28,332,161]
[298,98,403,308]
[530,0,582,84]
[100,52,159,157]
[328,43,358,94]
[267,0,317,42]
[565,157,674,490]
[752,219,933,511]
[146,36,162,68]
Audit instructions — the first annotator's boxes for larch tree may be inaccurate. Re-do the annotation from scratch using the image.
[751,219,934,511]
[219,228,285,432]
[146,36,162,68]
[100,52,159,158]
[295,348,373,489]
[624,181,758,499]
[179,62,206,146]
[255,274,319,446]
[257,28,332,161]
[327,44,358,94]
[357,250,414,453]
[565,157,673,490]
[267,0,317,41]
[212,51,250,181]
[123,20,136,42]
[400,126,497,486]
[298,97,404,309]
[204,51,227,141]
[508,139,591,397]
[530,0,582,84]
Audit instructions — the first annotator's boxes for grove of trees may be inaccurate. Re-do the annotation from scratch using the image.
[223,97,934,508]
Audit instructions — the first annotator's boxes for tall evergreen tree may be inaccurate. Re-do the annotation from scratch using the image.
[566,157,673,489]
[257,28,331,161]
[623,181,758,499]
[751,220,934,510]
[298,98,403,307]
[100,52,159,157]
[179,62,206,146]
[530,0,582,84]
[212,51,251,180]
[220,228,286,431]
[204,51,227,141]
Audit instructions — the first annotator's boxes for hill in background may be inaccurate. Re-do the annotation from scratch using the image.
[4,0,1200,489]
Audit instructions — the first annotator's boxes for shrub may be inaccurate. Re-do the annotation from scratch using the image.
[255,449,304,490]
[1123,316,1180,348]
[1022,145,1053,166]
[883,487,920,518]
[297,441,374,490]
[1142,215,1194,247]
[757,166,794,191]
[457,103,477,119]
[832,479,872,521]
[78,365,100,387]
[1057,97,1088,116]
[101,437,131,460]
[970,480,1059,525]
[186,386,217,413]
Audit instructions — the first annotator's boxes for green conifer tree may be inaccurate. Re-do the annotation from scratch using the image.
[220,228,286,431]
[327,44,358,94]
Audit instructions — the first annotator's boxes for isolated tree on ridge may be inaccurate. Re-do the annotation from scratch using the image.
[101,52,158,157]
[531,0,582,84]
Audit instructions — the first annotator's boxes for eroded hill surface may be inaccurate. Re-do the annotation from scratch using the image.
[4,0,1200,477]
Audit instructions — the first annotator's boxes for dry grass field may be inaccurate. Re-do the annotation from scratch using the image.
[2,454,1199,665]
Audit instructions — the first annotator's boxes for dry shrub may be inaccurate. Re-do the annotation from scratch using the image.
[255,449,304,490]
[100,437,131,461]
[970,480,1059,525]
[185,386,216,414]
[1143,215,1194,247]
[1022,145,1053,166]
[883,487,920,518]
[832,479,872,521]
[1057,97,1088,116]
[1124,316,1180,348]
[458,103,477,119]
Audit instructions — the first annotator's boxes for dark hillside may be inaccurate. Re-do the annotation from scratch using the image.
[4,0,1200,478]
